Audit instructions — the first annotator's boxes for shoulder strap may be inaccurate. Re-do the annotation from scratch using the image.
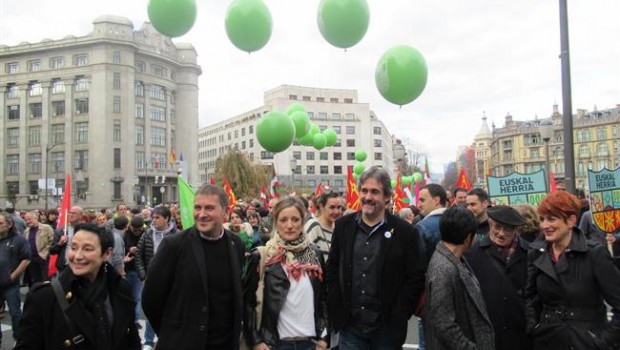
[51,279,85,345]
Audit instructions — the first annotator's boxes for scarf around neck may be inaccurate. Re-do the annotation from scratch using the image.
[264,230,322,281]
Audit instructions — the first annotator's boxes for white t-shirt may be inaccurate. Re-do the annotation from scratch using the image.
[277,271,316,339]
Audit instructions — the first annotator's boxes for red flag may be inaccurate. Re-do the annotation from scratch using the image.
[456,168,472,191]
[346,166,360,211]
[223,177,238,211]
[549,171,557,194]
[315,183,324,197]
[49,173,71,277]
[259,186,269,208]
[209,178,215,185]
[393,168,409,212]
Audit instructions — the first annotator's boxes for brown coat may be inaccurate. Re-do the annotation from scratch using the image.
[23,223,55,260]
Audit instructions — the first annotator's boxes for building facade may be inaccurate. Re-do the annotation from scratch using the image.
[0,15,201,209]
[485,103,619,192]
[198,85,395,193]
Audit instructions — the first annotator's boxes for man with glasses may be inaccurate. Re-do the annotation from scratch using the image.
[49,206,84,273]
[465,205,531,350]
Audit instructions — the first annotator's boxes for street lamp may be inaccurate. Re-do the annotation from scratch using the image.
[44,144,58,211]
[539,120,554,191]
[289,158,298,190]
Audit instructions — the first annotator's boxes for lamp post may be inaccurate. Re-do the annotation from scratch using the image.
[44,144,58,211]
[539,120,555,192]
[559,0,576,193]
[289,158,298,191]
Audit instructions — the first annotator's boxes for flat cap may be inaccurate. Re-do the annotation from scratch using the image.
[487,205,526,227]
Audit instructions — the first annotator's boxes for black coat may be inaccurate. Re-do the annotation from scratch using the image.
[325,211,426,346]
[466,236,532,350]
[141,227,245,350]
[243,245,328,347]
[15,264,140,350]
[525,229,620,350]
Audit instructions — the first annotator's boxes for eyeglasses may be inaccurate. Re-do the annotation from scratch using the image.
[490,222,517,235]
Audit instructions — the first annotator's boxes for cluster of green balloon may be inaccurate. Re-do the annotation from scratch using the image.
[317,0,370,49]
[352,149,367,180]
[288,103,338,151]
[147,0,197,37]
[225,0,273,53]
[375,45,428,106]
[392,171,425,189]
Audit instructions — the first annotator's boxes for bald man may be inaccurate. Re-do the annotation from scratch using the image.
[48,206,84,273]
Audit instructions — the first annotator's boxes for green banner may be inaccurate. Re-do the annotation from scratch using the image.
[177,175,195,229]
[487,169,547,206]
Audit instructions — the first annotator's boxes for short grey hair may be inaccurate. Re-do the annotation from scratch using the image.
[358,166,393,197]
[399,208,413,219]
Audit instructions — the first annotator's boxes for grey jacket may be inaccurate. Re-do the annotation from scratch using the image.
[424,242,495,350]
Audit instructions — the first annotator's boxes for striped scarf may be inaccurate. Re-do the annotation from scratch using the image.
[265,230,322,281]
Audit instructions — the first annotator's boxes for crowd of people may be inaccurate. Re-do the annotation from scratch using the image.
[1,166,620,350]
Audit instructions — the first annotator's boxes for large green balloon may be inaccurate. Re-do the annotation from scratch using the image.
[290,111,310,138]
[286,103,306,115]
[256,111,295,152]
[354,149,367,162]
[148,0,197,37]
[298,131,314,146]
[308,123,320,135]
[413,172,424,183]
[313,133,327,150]
[353,162,365,175]
[375,45,428,106]
[402,176,412,186]
[317,0,370,49]
[323,128,338,146]
[225,0,273,53]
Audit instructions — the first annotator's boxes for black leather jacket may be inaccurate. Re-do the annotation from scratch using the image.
[243,245,329,347]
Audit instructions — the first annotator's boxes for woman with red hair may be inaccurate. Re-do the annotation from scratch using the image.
[525,191,620,349]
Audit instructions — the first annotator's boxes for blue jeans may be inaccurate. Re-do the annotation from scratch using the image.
[144,319,156,346]
[276,339,315,350]
[417,319,425,350]
[125,270,143,321]
[0,282,22,342]
[339,325,399,350]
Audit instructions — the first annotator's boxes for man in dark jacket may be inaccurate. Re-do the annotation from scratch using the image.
[326,167,426,348]
[466,205,531,350]
[142,185,245,350]
[49,206,84,272]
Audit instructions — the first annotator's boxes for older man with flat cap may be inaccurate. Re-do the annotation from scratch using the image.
[465,205,532,350]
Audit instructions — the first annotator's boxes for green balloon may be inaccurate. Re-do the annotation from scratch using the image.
[313,133,327,150]
[309,123,320,135]
[323,128,338,146]
[413,172,424,183]
[402,176,412,186]
[391,179,397,189]
[286,103,306,115]
[148,0,197,37]
[354,149,367,162]
[375,45,428,106]
[353,162,365,175]
[317,0,370,49]
[298,132,314,146]
[256,111,295,152]
[290,111,310,138]
[353,172,360,180]
[225,0,273,53]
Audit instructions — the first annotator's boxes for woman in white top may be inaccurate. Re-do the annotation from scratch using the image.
[244,196,329,350]
[306,191,344,260]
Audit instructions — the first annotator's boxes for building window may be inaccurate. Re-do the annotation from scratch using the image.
[344,98,353,103]
[30,103,43,118]
[579,145,590,157]
[28,60,41,72]
[50,57,64,69]
[346,126,355,134]
[114,148,121,169]
[7,105,20,120]
[75,98,89,114]
[152,65,167,77]
[332,113,341,120]
[50,101,65,117]
[28,126,41,146]
[249,125,254,134]
[29,81,42,96]
[51,152,65,173]
[135,103,145,118]
[113,72,121,89]
[347,152,355,160]
[317,112,327,119]
[74,54,88,66]
[333,152,342,160]
[374,139,382,147]
[135,151,146,169]
[234,130,239,138]
[316,97,324,102]
[330,98,338,103]
[531,148,539,158]
[51,79,65,94]
[113,96,121,113]
[241,141,246,149]
[307,165,315,174]
[302,96,311,101]
[6,62,19,74]
[332,126,341,134]
[150,106,166,121]
[261,151,274,159]
[29,153,42,174]
[150,85,166,100]
[75,76,89,91]
[306,152,315,160]
[75,150,88,171]
[320,166,329,174]
[6,83,19,99]
[346,139,356,147]
[597,143,609,156]
[135,81,144,96]
[373,127,381,135]
[74,122,89,143]
[135,60,145,73]
[597,128,607,140]
[249,139,254,148]
[150,127,166,147]
[241,128,246,136]
[320,152,328,160]
[345,113,355,120]
[7,155,19,175]
[374,152,383,160]
[51,124,65,144]
[113,120,121,141]
[293,151,301,160]
[135,125,144,145]
[170,91,176,104]
[112,51,121,64]
[170,109,175,124]
[334,166,343,174]
[7,128,19,147]
[289,94,297,100]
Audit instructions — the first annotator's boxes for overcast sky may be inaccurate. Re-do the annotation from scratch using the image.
[1,0,618,173]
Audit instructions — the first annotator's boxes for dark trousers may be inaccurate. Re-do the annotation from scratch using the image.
[339,325,400,350]
[25,256,48,287]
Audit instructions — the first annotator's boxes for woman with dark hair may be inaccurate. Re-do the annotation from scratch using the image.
[247,212,264,248]
[525,191,620,349]
[305,191,343,260]
[424,206,495,350]
[16,223,140,350]
[45,209,59,230]
[244,196,329,350]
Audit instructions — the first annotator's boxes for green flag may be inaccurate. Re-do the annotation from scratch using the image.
[178,175,195,229]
